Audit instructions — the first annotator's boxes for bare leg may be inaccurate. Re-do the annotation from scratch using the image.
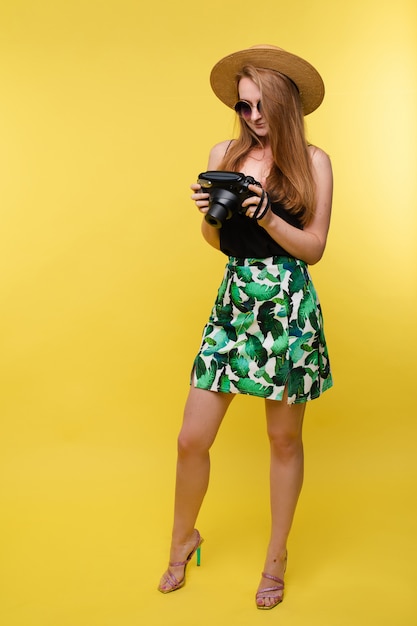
[256,392,306,608]
[159,386,233,591]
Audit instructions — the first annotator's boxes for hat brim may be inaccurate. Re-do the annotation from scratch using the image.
[210,45,324,116]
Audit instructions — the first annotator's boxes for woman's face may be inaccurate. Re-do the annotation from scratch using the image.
[237,77,269,138]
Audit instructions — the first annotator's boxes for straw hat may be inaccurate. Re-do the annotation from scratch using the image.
[210,44,324,115]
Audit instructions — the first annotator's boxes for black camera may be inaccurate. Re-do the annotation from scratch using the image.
[198,170,261,228]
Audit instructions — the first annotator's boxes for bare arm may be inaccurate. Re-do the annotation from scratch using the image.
[190,141,232,250]
[253,147,333,265]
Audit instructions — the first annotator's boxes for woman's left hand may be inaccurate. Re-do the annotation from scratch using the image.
[242,184,271,221]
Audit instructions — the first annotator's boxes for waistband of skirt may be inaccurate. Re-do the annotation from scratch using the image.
[227,255,306,268]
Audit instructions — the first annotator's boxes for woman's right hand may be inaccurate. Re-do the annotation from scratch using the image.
[190,183,210,214]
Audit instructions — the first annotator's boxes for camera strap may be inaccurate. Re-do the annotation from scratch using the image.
[253,190,271,221]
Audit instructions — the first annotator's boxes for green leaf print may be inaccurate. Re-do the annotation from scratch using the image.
[308,310,319,331]
[272,292,291,317]
[219,374,231,393]
[194,355,207,380]
[245,334,268,366]
[305,350,319,366]
[257,266,273,281]
[235,378,273,397]
[242,282,281,301]
[264,271,280,283]
[309,379,320,398]
[234,310,255,333]
[257,301,275,333]
[215,302,232,322]
[257,301,285,339]
[254,367,274,384]
[289,319,302,336]
[320,358,331,379]
[288,264,305,294]
[271,334,289,356]
[216,275,228,304]
[222,323,238,343]
[274,360,290,386]
[229,352,250,377]
[214,352,228,367]
[235,265,253,283]
[230,281,248,311]
[297,290,316,325]
[290,332,313,363]
[287,367,305,399]
[203,328,229,354]
[197,360,218,388]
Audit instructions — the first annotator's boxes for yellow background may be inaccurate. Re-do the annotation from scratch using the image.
[0,1,416,624]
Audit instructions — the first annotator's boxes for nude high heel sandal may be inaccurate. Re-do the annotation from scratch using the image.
[256,572,285,609]
[256,552,287,609]
[158,529,203,594]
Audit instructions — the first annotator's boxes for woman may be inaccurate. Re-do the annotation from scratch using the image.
[158,44,333,610]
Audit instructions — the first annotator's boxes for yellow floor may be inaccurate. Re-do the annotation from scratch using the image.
[1,392,416,626]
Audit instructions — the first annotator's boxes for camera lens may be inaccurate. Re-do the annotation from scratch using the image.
[205,203,230,228]
[205,188,239,229]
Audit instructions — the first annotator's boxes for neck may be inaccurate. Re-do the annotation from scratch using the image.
[257,135,270,148]
[250,142,273,159]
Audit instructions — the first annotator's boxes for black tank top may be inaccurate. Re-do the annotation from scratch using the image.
[219,202,303,258]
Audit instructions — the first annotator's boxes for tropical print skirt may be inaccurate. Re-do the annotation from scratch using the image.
[191,256,333,404]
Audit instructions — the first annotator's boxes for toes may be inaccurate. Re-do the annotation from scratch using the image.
[256,593,282,608]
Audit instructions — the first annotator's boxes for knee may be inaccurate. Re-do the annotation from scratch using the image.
[267,428,303,460]
[177,428,209,458]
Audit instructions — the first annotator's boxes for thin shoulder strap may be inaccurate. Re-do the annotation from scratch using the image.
[224,139,234,156]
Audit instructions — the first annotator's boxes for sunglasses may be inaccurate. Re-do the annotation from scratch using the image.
[234,100,263,120]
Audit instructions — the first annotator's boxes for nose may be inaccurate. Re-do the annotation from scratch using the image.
[250,103,262,121]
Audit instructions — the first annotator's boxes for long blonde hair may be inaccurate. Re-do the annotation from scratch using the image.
[219,66,316,225]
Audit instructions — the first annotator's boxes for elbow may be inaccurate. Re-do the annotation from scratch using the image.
[302,241,327,265]
[304,234,327,265]
[305,250,324,265]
